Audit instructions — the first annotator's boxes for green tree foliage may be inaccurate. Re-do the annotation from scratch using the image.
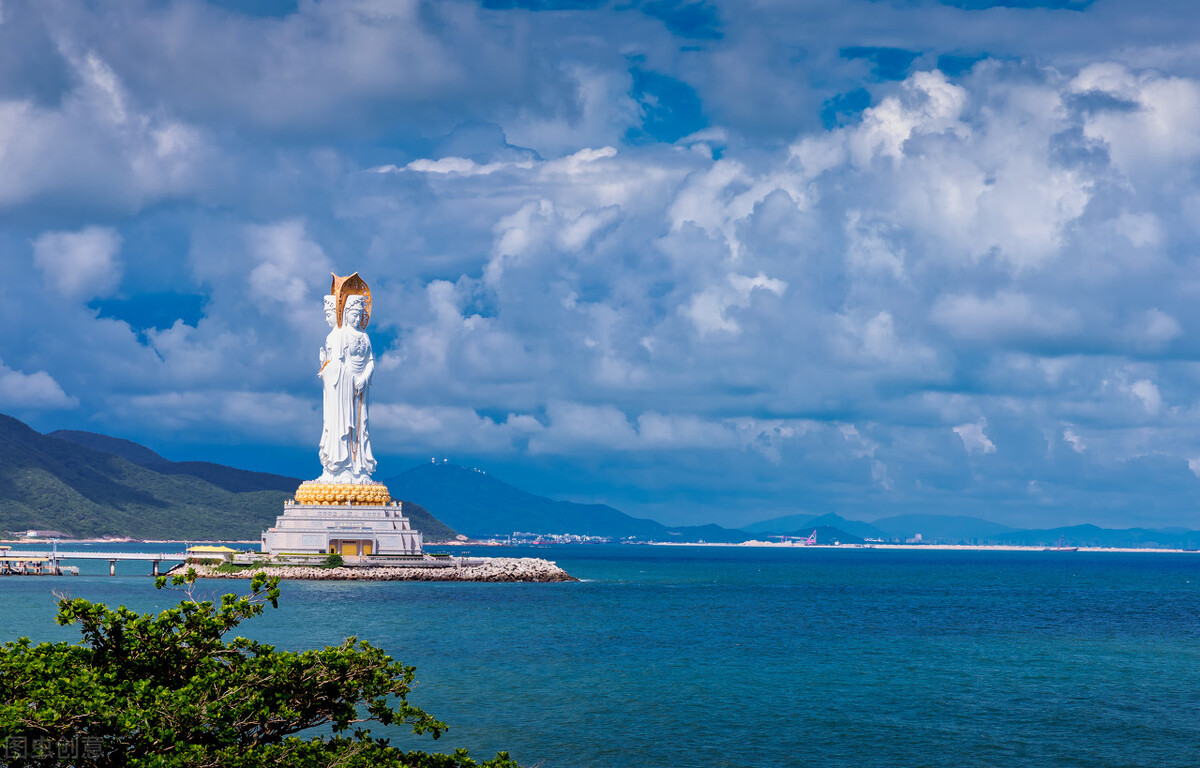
[0,571,519,768]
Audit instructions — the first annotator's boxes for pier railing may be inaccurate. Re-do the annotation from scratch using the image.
[3,550,190,576]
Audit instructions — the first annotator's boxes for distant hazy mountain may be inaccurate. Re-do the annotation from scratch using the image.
[385,461,752,541]
[0,414,459,541]
[793,513,885,540]
[742,513,819,534]
[740,509,1200,548]
[870,514,1015,542]
[743,512,886,540]
[392,500,459,544]
[992,524,1200,549]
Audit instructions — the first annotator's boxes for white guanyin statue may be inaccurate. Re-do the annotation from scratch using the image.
[318,294,337,457]
[322,294,337,331]
[317,285,376,483]
[287,272,394,507]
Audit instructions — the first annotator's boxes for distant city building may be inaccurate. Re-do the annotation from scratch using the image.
[505,531,614,544]
[18,530,70,539]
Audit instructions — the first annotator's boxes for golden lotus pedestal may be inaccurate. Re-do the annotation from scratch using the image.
[292,481,392,506]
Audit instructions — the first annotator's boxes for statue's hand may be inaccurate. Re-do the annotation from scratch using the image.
[319,348,327,363]
[354,374,367,392]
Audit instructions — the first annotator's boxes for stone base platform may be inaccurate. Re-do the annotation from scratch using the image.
[261,502,422,557]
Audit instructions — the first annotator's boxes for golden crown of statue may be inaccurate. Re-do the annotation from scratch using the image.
[331,272,372,329]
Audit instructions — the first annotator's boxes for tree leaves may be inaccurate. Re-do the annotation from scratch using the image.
[0,572,520,767]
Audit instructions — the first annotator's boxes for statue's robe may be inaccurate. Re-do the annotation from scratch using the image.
[318,324,376,480]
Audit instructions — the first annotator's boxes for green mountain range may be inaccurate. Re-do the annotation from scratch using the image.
[49,430,300,493]
[0,415,457,542]
[8,412,1196,549]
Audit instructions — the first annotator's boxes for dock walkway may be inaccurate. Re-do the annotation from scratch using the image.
[1,551,188,576]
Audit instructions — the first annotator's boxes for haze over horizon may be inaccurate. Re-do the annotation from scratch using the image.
[3,0,1200,530]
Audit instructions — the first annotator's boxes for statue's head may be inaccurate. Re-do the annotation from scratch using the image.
[331,272,371,329]
[343,294,366,329]
[323,295,337,328]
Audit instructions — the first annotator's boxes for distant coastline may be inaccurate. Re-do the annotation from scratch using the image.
[5,537,1196,554]
[0,538,263,545]
[0,538,462,546]
[648,541,1200,553]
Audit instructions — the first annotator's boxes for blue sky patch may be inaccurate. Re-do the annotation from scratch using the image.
[626,67,706,144]
[482,0,721,39]
[481,0,606,8]
[839,46,922,81]
[936,53,989,76]
[938,0,1095,8]
[639,1,723,39]
[200,0,299,17]
[821,89,872,129]
[89,293,206,333]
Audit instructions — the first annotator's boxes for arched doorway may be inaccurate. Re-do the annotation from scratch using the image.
[330,539,373,556]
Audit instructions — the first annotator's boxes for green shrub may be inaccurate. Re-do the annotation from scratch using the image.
[324,552,345,567]
[0,570,521,767]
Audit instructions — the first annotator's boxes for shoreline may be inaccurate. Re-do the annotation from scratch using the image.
[170,557,578,583]
[0,538,462,546]
[5,539,1195,555]
[647,541,1200,553]
[0,538,264,545]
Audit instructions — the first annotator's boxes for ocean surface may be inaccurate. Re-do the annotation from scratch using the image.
[2,543,1199,767]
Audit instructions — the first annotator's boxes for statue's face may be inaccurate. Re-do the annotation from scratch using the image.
[324,305,336,328]
[345,305,363,328]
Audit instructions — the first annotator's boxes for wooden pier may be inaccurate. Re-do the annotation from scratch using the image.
[0,556,79,576]
[0,549,189,576]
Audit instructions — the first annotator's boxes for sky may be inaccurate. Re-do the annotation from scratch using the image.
[4,0,1200,530]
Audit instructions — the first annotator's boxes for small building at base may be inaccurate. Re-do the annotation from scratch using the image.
[261,501,422,557]
[187,545,238,564]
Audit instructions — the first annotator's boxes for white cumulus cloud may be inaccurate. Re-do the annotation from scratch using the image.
[1126,378,1162,415]
[33,226,123,300]
[954,418,997,455]
[0,359,78,410]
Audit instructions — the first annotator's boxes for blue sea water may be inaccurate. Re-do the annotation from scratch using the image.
[2,544,1199,767]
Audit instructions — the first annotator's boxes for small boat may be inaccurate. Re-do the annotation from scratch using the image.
[1044,535,1078,552]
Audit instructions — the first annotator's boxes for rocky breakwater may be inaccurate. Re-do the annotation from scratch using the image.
[171,557,577,583]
